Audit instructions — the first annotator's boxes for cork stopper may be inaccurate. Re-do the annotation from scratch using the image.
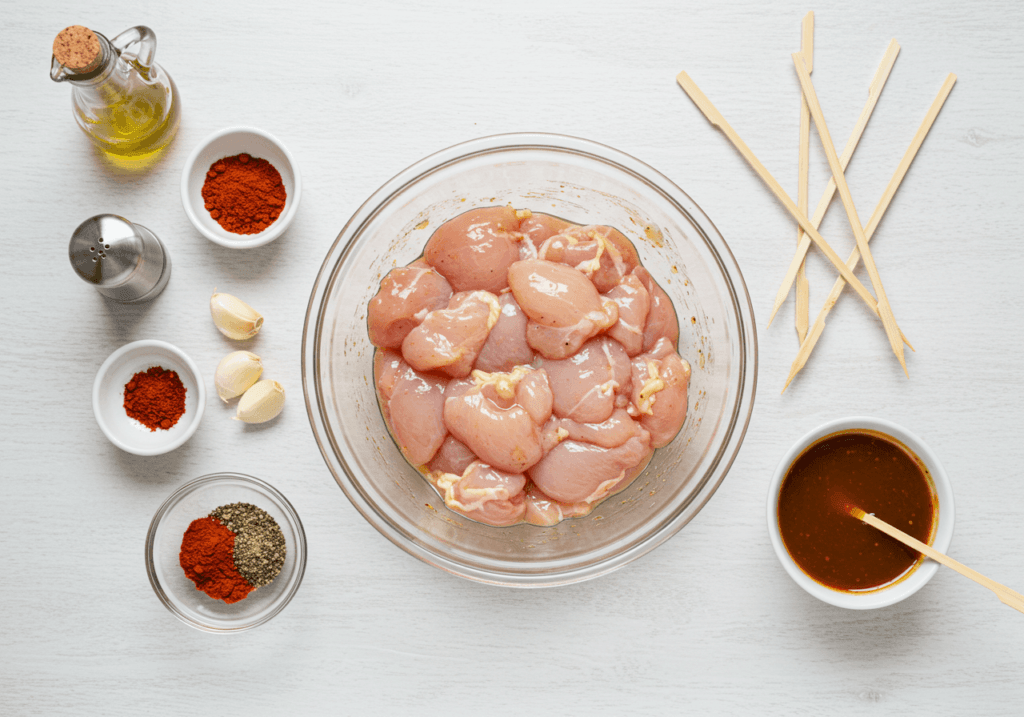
[52,25,101,71]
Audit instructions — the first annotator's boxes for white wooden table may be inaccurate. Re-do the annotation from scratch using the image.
[3,1,1022,713]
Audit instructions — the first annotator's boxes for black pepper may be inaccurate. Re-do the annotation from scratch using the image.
[209,502,287,589]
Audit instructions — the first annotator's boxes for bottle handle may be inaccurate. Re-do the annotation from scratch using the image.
[111,26,157,72]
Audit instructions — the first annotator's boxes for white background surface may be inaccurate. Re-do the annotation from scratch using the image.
[3,1,1022,714]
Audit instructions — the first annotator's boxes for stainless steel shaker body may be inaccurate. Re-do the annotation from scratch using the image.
[68,214,171,303]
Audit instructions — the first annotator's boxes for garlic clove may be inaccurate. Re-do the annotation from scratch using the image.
[235,380,285,424]
[211,290,264,340]
[215,351,263,402]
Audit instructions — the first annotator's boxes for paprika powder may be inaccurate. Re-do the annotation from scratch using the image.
[179,516,254,603]
[123,366,186,431]
[201,153,287,235]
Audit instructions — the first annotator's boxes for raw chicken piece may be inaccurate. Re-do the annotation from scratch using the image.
[443,368,548,473]
[423,207,523,294]
[644,336,675,360]
[434,462,526,527]
[508,259,619,359]
[525,480,644,526]
[538,225,641,293]
[527,431,652,504]
[428,435,478,476]
[508,259,603,326]
[607,445,655,494]
[633,266,680,352]
[401,291,500,378]
[630,348,691,449]
[470,366,553,425]
[539,337,631,423]
[520,213,576,252]
[373,349,404,403]
[570,447,654,509]
[474,293,533,373]
[375,354,448,465]
[603,272,651,356]
[553,408,642,449]
[523,485,563,527]
[524,313,618,362]
[367,265,453,348]
[510,368,554,425]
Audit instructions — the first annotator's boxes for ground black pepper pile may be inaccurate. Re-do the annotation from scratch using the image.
[210,502,287,589]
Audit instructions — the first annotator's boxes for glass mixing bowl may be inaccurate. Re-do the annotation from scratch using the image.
[302,133,757,586]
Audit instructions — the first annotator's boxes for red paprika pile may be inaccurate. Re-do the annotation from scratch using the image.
[201,153,287,235]
[179,517,254,604]
[123,366,186,431]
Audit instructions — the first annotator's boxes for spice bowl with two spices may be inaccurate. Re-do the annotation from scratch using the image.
[93,339,206,456]
[146,472,307,632]
[180,126,302,249]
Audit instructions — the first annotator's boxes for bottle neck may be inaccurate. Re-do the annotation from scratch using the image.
[50,32,117,86]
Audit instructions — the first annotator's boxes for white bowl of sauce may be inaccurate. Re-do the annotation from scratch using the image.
[767,416,955,609]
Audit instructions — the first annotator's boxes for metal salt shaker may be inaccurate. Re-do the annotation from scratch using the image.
[68,214,171,303]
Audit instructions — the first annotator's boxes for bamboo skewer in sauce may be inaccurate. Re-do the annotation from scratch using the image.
[777,430,937,591]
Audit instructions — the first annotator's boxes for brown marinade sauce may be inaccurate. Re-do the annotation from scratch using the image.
[777,429,937,592]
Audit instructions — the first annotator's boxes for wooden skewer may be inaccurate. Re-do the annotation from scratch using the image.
[676,72,885,322]
[769,39,901,327]
[791,53,908,376]
[850,507,1024,615]
[782,74,956,392]
[794,11,814,343]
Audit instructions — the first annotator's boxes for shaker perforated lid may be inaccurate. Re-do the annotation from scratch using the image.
[69,214,144,288]
[68,213,171,304]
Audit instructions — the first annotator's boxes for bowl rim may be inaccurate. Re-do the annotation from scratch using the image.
[766,416,956,609]
[301,132,758,586]
[179,125,302,249]
[92,339,206,456]
[144,471,308,632]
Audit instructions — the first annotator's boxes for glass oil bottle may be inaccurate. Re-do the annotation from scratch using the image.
[51,25,181,168]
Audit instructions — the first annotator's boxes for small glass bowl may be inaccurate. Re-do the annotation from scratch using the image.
[302,133,758,586]
[145,472,307,632]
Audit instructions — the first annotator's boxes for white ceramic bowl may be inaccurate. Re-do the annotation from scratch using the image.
[767,416,954,609]
[93,340,206,456]
[180,126,301,248]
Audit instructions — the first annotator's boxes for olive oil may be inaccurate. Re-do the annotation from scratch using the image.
[77,72,181,161]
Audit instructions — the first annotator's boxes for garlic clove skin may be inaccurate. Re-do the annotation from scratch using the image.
[235,380,285,424]
[211,290,264,340]
[215,351,263,402]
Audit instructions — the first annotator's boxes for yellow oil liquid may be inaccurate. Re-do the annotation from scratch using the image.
[76,68,181,169]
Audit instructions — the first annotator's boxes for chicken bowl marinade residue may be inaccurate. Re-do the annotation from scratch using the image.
[367,206,690,527]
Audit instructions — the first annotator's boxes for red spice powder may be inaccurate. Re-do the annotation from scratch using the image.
[123,366,186,431]
[179,517,254,604]
[201,153,287,235]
